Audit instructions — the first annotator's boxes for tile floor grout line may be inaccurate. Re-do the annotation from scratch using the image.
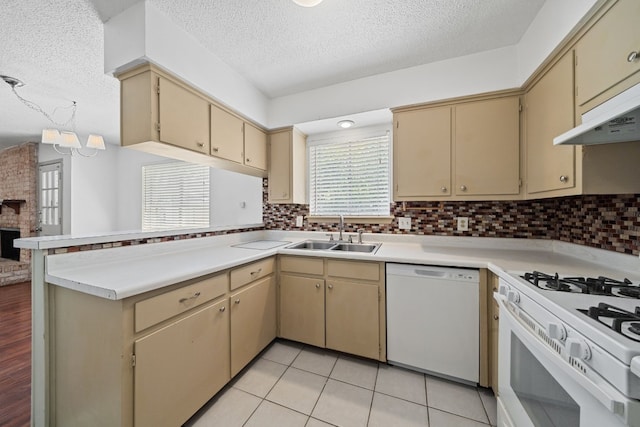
[364,362,380,426]
[424,373,431,426]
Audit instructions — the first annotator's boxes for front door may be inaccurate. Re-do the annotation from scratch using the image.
[37,161,62,236]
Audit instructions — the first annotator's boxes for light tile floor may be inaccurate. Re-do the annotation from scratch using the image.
[185,340,497,427]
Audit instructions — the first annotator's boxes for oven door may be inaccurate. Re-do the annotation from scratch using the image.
[496,295,635,427]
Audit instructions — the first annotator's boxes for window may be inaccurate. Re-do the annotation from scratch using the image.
[142,161,210,231]
[309,133,390,216]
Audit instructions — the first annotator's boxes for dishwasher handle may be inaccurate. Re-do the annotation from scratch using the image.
[414,269,448,278]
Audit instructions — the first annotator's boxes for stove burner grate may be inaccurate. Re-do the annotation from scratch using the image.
[578,303,640,342]
[522,271,638,298]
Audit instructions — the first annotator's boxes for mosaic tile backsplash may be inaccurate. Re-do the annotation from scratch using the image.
[262,180,640,256]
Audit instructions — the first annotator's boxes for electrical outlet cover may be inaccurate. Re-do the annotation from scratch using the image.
[296,216,304,227]
[398,217,411,230]
[457,217,469,231]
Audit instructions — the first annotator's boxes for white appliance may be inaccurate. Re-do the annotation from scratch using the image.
[497,271,640,427]
[554,82,640,146]
[386,264,480,383]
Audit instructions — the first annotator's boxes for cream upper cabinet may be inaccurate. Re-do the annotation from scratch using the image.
[158,76,210,154]
[525,52,576,195]
[268,128,306,204]
[230,275,277,376]
[575,0,640,113]
[454,96,520,196]
[394,107,452,199]
[244,123,268,171]
[134,300,229,427]
[210,104,244,163]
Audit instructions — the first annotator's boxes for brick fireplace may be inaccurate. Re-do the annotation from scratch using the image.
[0,143,37,286]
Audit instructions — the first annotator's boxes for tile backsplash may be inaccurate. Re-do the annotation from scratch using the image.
[262,180,640,256]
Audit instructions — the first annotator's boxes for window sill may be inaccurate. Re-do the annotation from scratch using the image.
[307,216,395,225]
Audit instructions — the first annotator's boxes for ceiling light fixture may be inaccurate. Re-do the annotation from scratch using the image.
[292,0,323,7]
[1,74,106,157]
[337,120,355,129]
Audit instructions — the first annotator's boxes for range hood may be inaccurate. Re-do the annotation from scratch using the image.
[554,82,640,146]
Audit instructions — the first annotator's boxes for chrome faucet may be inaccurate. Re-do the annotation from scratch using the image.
[338,214,344,241]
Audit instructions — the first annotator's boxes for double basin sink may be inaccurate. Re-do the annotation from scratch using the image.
[287,240,381,254]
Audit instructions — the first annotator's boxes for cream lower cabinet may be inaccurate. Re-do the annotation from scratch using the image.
[280,274,325,347]
[326,279,380,359]
[134,300,229,427]
[48,256,277,427]
[278,256,386,361]
[230,275,277,376]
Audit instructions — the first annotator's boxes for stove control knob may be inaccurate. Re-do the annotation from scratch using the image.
[507,290,520,304]
[566,338,592,361]
[547,323,567,341]
[498,284,509,296]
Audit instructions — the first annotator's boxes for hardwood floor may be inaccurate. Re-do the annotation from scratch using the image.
[0,281,31,427]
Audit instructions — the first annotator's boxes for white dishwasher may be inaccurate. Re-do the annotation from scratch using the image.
[386,263,480,384]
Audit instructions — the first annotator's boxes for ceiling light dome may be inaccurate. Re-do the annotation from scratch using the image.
[292,0,323,7]
[337,120,355,129]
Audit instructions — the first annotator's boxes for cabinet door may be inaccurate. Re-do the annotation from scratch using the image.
[158,77,210,154]
[575,0,640,108]
[210,104,244,163]
[134,300,230,427]
[326,279,379,360]
[244,123,268,171]
[280,274,325,347]
[526,52,576,194]
[268,131,292,202]
[394,107,451,198]
[230,276,277,376]
[455,96,520,196]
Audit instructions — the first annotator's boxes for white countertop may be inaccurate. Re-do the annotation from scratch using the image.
[43,230,640,300]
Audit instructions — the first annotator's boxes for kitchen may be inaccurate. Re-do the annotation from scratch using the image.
[2,0,640,426]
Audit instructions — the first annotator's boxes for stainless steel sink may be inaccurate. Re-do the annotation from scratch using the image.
[287,240,381,253]
[330,243,381,253]
[288,240,337,250]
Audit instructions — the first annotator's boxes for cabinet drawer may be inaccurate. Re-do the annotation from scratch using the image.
[279,256,324,276]
[135,273,228,333]
[230,257,275,290]
[327,260,380,281]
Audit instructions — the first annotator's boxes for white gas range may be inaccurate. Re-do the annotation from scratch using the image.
[496,269,640,427]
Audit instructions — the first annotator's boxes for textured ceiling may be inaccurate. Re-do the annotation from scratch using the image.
[0,0,545,149]
[147,0,546,98]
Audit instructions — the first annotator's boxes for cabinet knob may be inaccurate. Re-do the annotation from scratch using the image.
[246,158,251,163]
[315,283,321,288]
[559,175,569,183]
[441,186,447,193]
[628,51,639,63]
[235,299,240,304]
[459,185,467,192]
[219,306,226,312]
[328,284,333,289]
[196,142,204,148]
[213,147,219,152]
[493,315,499,320]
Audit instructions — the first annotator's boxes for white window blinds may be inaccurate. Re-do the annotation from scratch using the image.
[309,134,390,216]
[142,162,210,231]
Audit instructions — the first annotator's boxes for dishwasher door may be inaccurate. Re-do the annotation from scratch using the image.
[386,263,480,383]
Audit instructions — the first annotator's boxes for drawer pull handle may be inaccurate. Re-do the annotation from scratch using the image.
[219,306,226,312]
[250,268,263,276]
[179,291,201,303]
[628,51,639,62]
[235,299,241,304]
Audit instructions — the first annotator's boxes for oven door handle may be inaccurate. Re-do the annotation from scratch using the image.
[498,297,628,418]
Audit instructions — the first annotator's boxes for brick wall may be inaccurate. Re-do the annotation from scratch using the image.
[0,143,37,285]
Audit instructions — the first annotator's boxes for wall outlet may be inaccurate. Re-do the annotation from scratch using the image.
[398,217,411,230]
[457,217,469,232]
[296,215,304,227]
